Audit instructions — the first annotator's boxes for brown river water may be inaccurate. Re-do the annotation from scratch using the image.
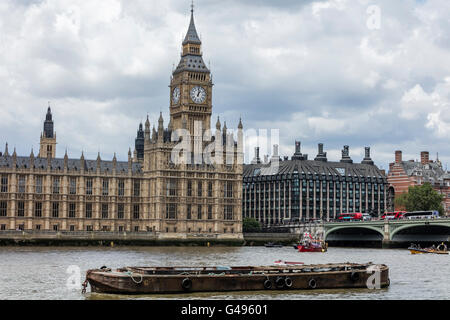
[0,246,448,300]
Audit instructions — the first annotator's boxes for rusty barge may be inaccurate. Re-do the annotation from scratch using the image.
[83,262,390,294]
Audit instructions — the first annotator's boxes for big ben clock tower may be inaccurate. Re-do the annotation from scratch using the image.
[170,5,213,135]
[139,4,243,241]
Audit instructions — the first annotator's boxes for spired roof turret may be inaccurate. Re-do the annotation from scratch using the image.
[44,106,54,139]
[183,7,201,45]
[135,123,145,160]
[173,6,209,75]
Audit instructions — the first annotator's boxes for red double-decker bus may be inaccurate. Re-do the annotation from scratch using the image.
[337,213,363,221]
[381,211,406,220]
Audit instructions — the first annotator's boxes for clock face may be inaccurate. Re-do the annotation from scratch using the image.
[190,86,206,104]
[172,87,180,104]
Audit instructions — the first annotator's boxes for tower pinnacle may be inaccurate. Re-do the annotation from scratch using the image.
[183,3,201,46]
[39,105,56,158]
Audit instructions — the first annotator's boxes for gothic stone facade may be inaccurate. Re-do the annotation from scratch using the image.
[0,10,243,240]
[243,143,388,225]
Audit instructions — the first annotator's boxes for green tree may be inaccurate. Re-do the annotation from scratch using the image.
[242,217,261,232]
[395,183,444,215]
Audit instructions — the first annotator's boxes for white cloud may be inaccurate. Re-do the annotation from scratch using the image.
[400,79,450,138]
[308,117,347,134]
[312,0,347,17]
[426,112,450,138]
[400,84,435,120]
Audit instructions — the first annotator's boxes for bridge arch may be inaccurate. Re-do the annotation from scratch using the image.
[390,223,450,242]
[325,225,384,241]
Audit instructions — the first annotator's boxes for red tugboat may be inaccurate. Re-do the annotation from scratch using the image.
[295,232,328,253]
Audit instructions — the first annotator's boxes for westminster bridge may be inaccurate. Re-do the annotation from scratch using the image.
[0,219,449,247]
[323,218,450,247]
[244,218,450,247]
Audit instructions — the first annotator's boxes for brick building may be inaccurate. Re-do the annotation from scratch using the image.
[387,150,450,215]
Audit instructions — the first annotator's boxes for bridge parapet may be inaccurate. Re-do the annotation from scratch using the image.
[324,218,450,245]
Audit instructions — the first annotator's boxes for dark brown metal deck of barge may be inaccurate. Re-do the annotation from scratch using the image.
[83,263,390,294]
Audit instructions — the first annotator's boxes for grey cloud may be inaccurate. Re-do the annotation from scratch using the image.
[0,0,449,171]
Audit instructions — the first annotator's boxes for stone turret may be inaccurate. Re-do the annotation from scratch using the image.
[46,151,51,172]
[12,148,17,168]
[112,153,117,172]
[216,117,221,131]
[222,121,227,145]
[144,116,151,142]
[158,113,164,143]
[96,152,101,173]
[64,149,68,171]
[128,148,133,175]
[30,148,35,169]
[80,151,85,173]
[152,126,157,143]
[237,119,244,165]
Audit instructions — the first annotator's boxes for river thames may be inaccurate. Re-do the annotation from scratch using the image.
[0,246,448,300]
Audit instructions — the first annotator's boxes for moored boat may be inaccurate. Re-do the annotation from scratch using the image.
[295,232,328,253]
[408,243,448,255]
[297,243,327,252]
[83,262,390,295]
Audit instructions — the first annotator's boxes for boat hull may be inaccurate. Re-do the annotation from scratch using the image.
[409,248,448,255]
[86,264,389,295]
[297,245,326,253]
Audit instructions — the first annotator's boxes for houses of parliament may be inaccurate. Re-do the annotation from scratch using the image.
[0,8,244,240]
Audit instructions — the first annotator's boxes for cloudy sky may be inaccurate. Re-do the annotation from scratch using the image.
[0,0,449,170]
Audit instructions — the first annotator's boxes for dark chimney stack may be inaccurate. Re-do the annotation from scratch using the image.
[314,143,327,162]
[340,145,353,163]
[251,147,262,164]
[362,147,374,165]
[421,151,429,165]
[395,150,402,164]
[292,141,308,161]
